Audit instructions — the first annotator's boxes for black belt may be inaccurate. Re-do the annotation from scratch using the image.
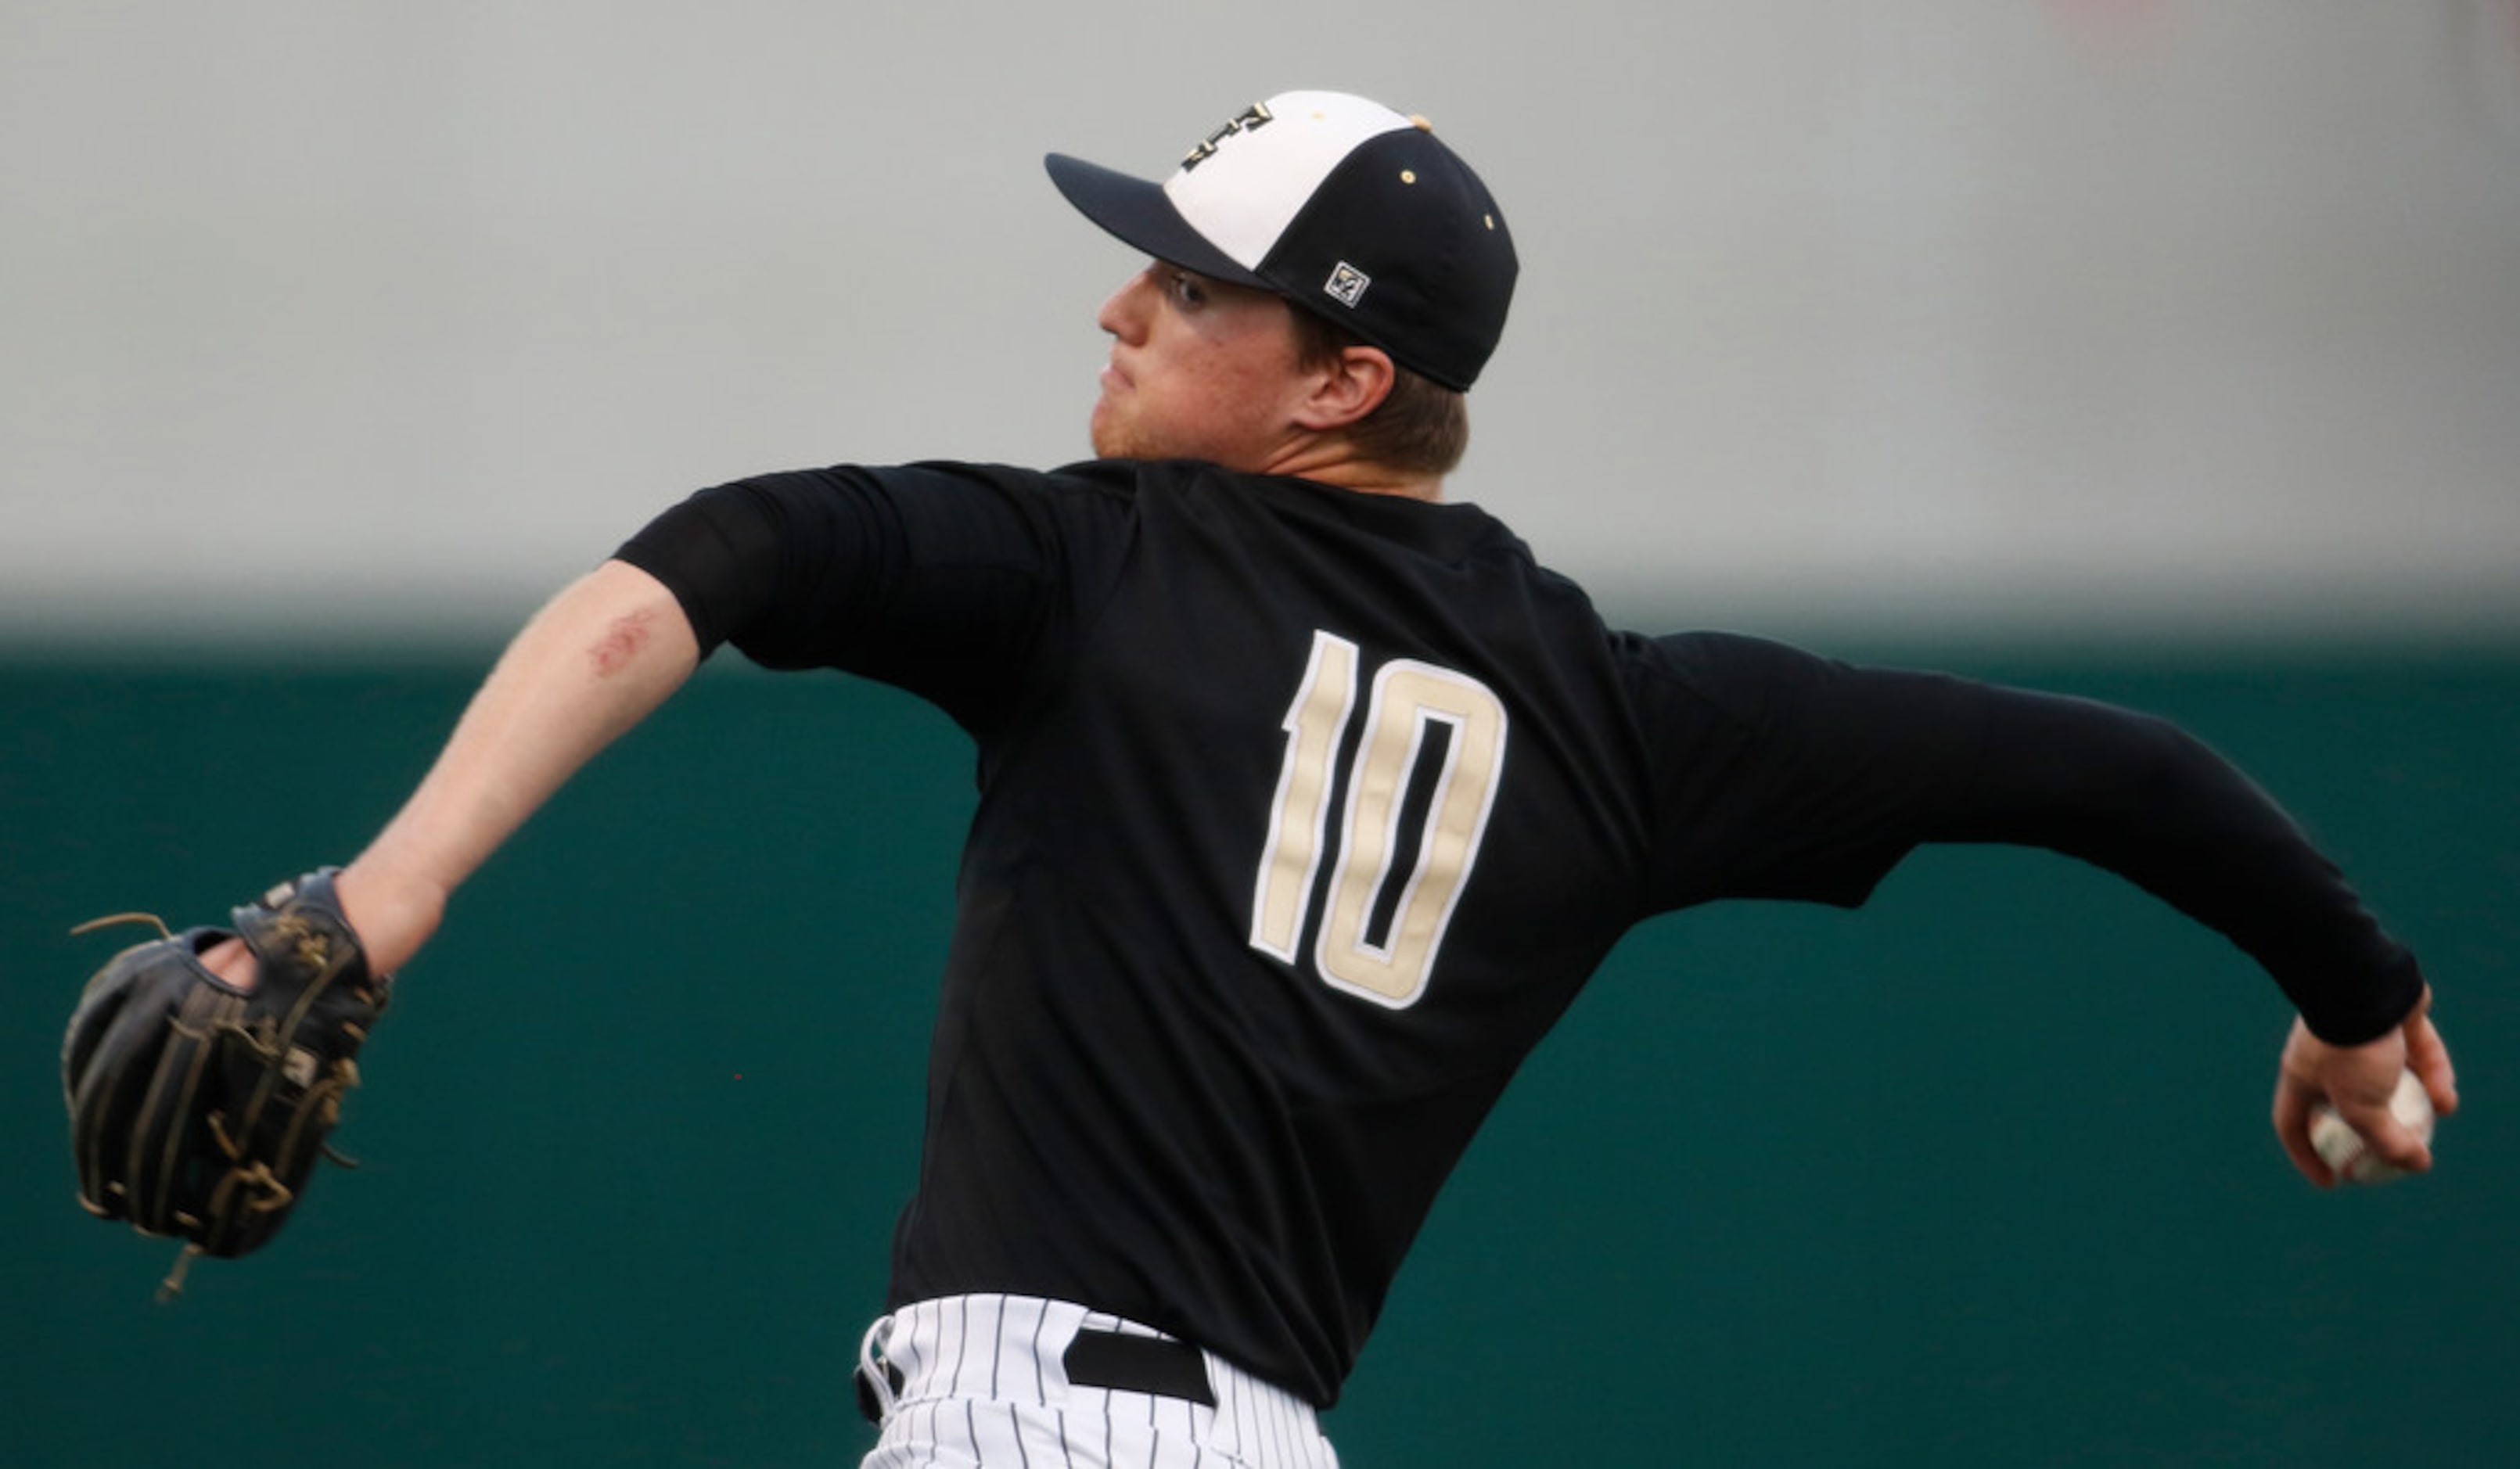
[1065,1328,1217,1406]
[857,1326,1216,1424]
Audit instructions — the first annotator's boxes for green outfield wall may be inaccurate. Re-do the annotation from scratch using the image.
[5,645,2515,1467]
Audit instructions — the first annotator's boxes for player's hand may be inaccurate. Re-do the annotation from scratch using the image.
[199,858,445,993]
[2273,984,2457,1187]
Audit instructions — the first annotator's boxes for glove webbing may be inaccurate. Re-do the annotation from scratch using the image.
[70,909,368,1302]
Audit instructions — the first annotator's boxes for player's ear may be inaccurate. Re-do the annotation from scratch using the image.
[1293,345,1396,433]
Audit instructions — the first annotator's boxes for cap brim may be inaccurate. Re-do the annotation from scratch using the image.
[1044,153,1267,288]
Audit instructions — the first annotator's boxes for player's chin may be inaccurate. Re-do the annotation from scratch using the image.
[1088,403,1145,462]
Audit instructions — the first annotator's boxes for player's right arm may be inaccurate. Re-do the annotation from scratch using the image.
[2274,990,2457,1186]
[207,559,701,984]
[1630,630,2456,1183]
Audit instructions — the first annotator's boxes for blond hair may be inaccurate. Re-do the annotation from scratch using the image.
[1288,310,1472,479]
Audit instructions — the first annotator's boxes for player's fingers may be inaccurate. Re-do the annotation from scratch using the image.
[2272,1072,2335,1187]
[2403,999,2459,1118]
[2325,1044,2434,1176]
[2352,1108,2433,1175]
[200,935,259,993]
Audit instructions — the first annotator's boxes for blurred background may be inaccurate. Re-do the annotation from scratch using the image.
[4,2,2515,1465]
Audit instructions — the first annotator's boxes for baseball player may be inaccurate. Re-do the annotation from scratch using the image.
[189,92,2454,1466]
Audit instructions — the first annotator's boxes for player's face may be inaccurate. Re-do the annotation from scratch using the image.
[1090,262,1318,469]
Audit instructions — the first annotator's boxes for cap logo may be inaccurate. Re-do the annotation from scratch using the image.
[1050,89,1515,387]
[1181,101,1274,171]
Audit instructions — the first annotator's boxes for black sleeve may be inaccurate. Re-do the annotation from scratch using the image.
[613,462,1091,729]
[1634,632,2423,1044]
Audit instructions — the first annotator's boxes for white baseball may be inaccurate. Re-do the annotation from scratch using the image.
[2308,1069,2436,1183]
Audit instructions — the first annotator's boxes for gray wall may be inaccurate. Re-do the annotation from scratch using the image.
[5,1,2517,645]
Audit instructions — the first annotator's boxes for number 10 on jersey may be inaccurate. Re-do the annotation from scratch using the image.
[1248,630,1509,1008]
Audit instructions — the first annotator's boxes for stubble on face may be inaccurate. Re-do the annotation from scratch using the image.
[1087,265,1310,469]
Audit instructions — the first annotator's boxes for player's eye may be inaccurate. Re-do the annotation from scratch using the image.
[1166,269,1208,310]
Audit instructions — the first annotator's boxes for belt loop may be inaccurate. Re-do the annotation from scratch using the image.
[856,1313,901,1424]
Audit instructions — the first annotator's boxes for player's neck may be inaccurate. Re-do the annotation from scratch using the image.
[1260,440,1444,503]
[1333,471,1444,503]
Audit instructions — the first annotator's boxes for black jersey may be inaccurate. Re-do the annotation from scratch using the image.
[617,458,2421,1407]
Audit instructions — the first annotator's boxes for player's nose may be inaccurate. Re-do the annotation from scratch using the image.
[1096,267,1156,342]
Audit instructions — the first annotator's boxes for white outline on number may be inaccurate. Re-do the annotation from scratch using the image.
[1249,631,1508,1009]
[1249,631,1358,964]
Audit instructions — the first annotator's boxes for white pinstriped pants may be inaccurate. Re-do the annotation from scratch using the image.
[858,1295,1339,1469]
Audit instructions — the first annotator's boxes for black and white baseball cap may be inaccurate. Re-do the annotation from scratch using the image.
[1046,91,1517,392]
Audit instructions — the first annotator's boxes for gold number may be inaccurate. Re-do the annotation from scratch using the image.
[1249,632,1508,1008]
[1250,632,1359,964]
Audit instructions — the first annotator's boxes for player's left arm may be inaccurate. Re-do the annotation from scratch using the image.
[203,559,703,985]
